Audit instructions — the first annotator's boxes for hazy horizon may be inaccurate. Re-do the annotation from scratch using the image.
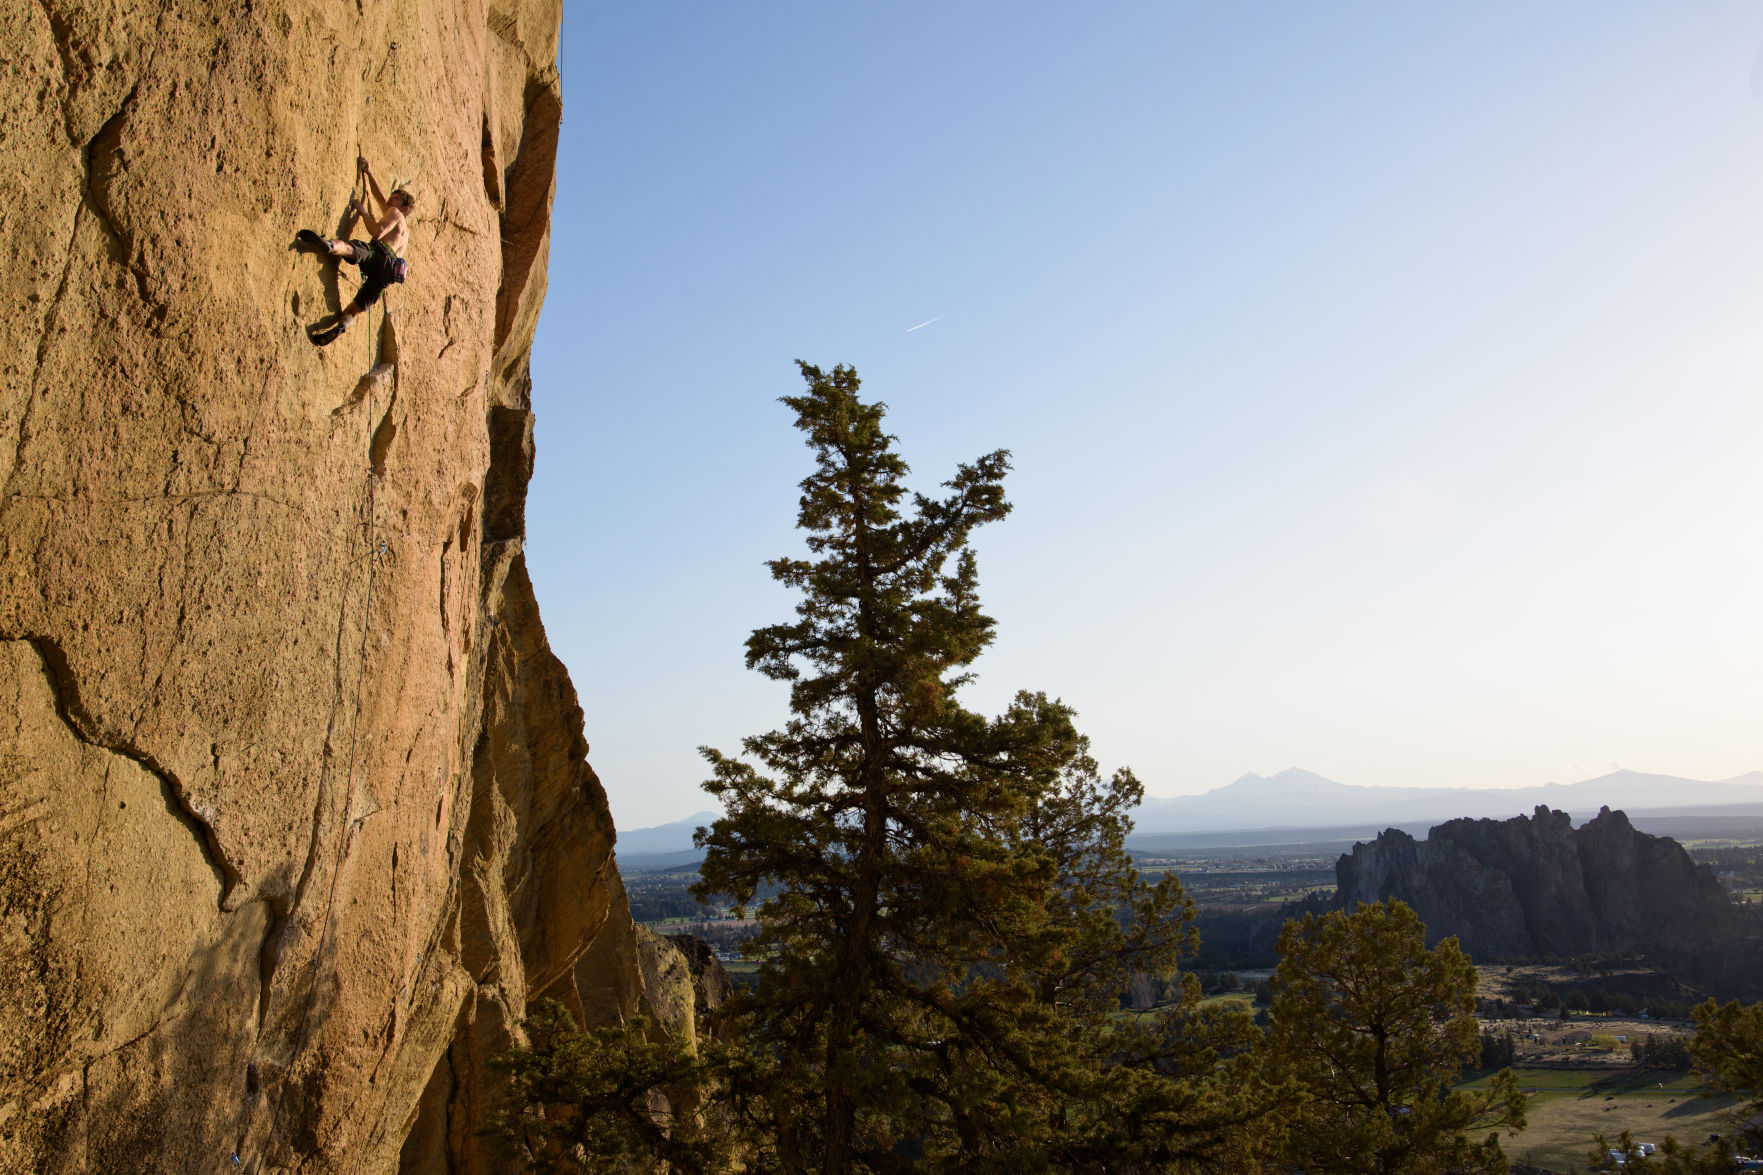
[528,4,1763,830]
[619,765,1763,834]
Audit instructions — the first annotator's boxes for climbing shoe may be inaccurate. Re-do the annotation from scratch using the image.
[295,229,327,253]
[308,317,349,347]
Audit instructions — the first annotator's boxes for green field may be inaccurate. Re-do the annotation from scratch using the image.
[721,957,760,982]
[1199,993,1255,1011]
[1455,1069,1743,1172]
[1461,1068,1701,1095]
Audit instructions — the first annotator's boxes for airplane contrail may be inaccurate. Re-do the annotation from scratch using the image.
[905,314,945,333]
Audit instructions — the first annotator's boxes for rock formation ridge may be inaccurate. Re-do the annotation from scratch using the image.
[0,3,677,1170]
[1335,806,1756,991]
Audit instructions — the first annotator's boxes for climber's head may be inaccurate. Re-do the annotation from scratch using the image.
[391,189,416,215]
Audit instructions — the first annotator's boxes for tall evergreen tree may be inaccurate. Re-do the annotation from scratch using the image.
[694,363,1268,1174]
[978,692,1287,1173]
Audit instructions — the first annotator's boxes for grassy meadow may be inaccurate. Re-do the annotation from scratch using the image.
[1457,1068,1744,1172]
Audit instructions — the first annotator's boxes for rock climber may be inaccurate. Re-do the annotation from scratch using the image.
[298,156,412,346]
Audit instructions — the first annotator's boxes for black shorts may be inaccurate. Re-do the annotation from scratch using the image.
[343,239,398,308]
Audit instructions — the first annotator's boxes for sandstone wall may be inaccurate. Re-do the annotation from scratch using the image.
[0,3,651,1171]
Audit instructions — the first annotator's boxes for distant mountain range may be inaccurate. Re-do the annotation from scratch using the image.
[616,770,1763,862]
[616,810,719,855]
[1128,768,1763,835]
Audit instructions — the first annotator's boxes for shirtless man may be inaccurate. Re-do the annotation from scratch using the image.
[299,156,412,346]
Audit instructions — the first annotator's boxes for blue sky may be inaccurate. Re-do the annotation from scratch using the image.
[527,3,1763,830]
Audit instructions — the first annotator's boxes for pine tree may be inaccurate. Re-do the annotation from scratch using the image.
[1692,998,1763,1136]
[693,363,1272,1174]
[1268,900,1526,1175]
[491,1004,727,1174]
[984,694,1287,1173]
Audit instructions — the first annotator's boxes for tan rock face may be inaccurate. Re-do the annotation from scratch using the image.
[0,3,652,1171]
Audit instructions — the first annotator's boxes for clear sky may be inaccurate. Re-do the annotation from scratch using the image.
[526,3,1763,832]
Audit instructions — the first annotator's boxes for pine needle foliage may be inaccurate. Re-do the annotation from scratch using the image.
[693,363,1271,1174]
[1268,900,1526,1175]
[1691,997,1763,1126]
[490,1002,727,1174]
[1688,996,1763,1160]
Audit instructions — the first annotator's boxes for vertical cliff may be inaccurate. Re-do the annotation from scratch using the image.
[0,3,648,1171]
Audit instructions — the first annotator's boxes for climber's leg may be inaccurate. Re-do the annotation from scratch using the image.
[304,239,383,346]
[296,232,369,262]
[309,264,386,347]
[309,300,362,347]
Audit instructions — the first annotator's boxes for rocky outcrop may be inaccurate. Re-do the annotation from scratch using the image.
[1336,806,1750,977]
[0,3,660,1171]
[665,933,735,1036]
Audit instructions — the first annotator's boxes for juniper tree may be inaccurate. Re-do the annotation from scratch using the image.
[693,363,1268,1174]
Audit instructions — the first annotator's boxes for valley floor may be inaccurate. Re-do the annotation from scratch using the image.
[1469,1068,1743,1172]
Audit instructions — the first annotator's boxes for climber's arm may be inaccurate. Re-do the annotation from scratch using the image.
[350,194,384,238]
[358,157,390,212]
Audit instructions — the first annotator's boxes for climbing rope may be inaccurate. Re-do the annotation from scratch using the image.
[247,113,424,1157]
[337,288,404,1175]
[246,284,390,1174]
